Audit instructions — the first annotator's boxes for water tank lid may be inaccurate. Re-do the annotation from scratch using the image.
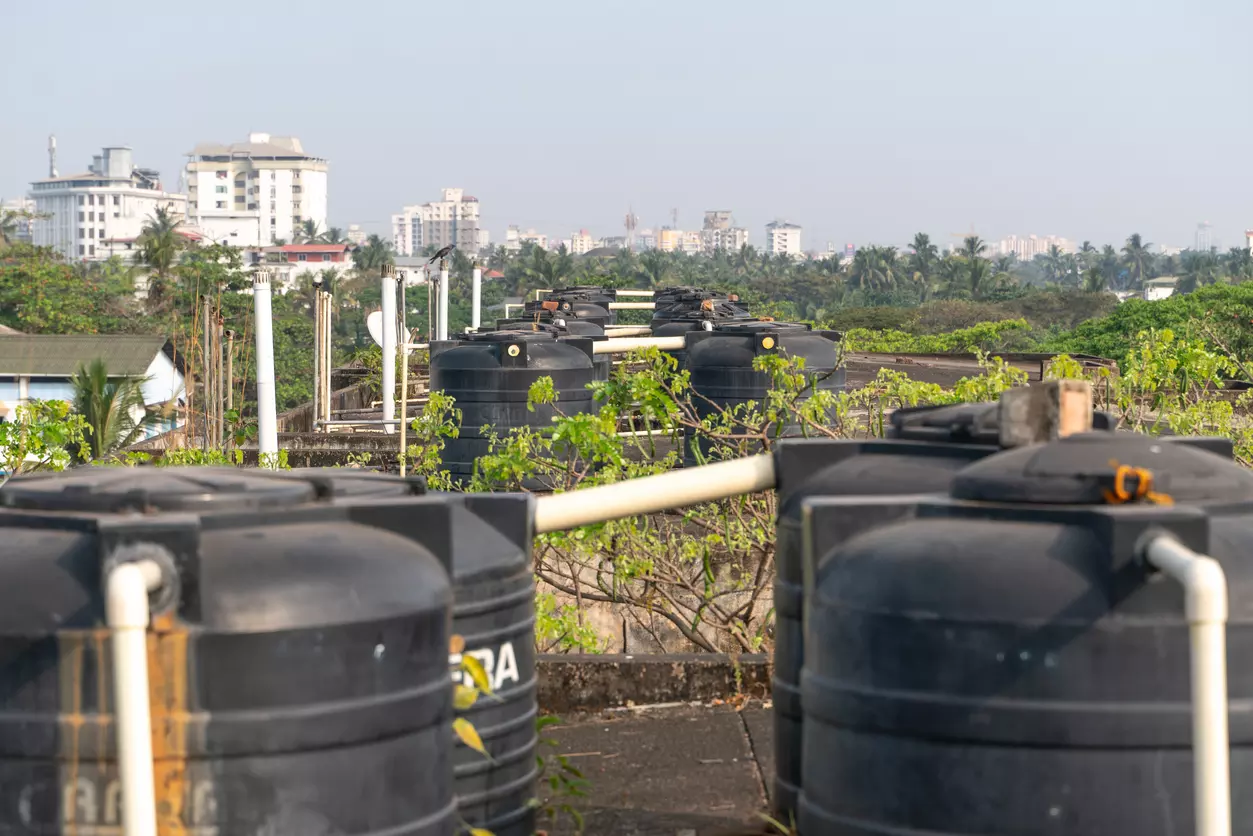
[279,468,424,499]
[461,330,556,343]
[889,402,1000,444]
[711,321,812,334]
[950,431,1253,504]
[0,467,317,513]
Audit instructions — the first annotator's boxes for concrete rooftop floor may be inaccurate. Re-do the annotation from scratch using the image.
[538,700,780,836]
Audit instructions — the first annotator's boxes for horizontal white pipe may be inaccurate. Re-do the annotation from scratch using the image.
[601,326,654,337]
[106,559,164,836]
[614,290,655,297]
[592,336,686,355]
[1143,535,1231,836]
[534,453,776,533]
[608,301,656,310]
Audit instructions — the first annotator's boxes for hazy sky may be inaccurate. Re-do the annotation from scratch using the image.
[4,0,1251,252]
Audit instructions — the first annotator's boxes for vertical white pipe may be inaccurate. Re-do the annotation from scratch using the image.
[1144,535,1231,836]
[253,270,279,460]
[472,265,482,331]
[381,264,397,435]
[438,263,450,341]
[312,289,321,430]
[106,559,162,836]
[318,295,328,426]
[399,275,409,474]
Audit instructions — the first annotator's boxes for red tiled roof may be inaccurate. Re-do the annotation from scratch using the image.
[484,269,504,278]
[266,244,351,253]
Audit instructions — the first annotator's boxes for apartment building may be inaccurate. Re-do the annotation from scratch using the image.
[185,133,328,247]
[29,146,186,261]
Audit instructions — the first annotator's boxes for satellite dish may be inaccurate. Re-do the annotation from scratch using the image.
[366,310,417,354]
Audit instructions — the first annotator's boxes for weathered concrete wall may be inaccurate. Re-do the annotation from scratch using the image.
[536,653,771,714]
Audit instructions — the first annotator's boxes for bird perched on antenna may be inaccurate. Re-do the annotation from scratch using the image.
[428,245,454,264]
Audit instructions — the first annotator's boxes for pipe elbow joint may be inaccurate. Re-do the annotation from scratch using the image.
[106,563,153,629]
[1185,556,1229,624]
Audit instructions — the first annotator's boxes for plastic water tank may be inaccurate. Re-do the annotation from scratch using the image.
[683,322,845,466]
[431,330,596,486]
[271,473,539,834]
[649,288,750,333]
[769,403,1005,818]
[799,431,1253,835]
[0,467,457,836]
[491,318,611,384]
[537,287,618,327]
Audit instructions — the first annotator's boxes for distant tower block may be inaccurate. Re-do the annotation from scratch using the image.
[1245,230,1253,254]
[624,209,638,249]
[48,135,57,178]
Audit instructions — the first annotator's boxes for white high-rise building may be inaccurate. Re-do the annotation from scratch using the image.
[185,133,328,248]
[765,221,803,256]
[995,234,1074,261]
[504,225,548,252]
[391,188,482,257]
[29,146,187,261]
[569,229,595,255]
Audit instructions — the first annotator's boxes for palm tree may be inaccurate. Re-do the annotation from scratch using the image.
[1082,266,1107,293]
[136,205,185,311]
[1037,244,1067,285]
[71,359,159,459]
[352,234,394,273]
[907,233,939,297]
[1225,247,1253,283]
[295,220,324,243]
[323,226,347,244]
[847,246,898,294]
[1098,245,1122,290]
[636,249,673,288]
[1079,241,1097,270]
[1122,234,1153,290]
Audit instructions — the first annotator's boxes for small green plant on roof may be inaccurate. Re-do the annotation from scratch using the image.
[0,400,88,483]
[531,715,588,834]
[403,390,461,490]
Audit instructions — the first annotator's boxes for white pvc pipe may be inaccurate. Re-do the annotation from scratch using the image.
[252,271,279,459]
[608,301,656,310]
[1143,535,1231,836]
[614,290,655,297]
[438,266,450,341]
[603,326,654,337]
[106,559,163,836]
[592,336,685,355]
[381,265,397,435]
[472,266,482,330]
[534,453,776,533]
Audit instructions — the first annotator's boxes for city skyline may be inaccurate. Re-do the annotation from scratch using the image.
[4,0,1251,254]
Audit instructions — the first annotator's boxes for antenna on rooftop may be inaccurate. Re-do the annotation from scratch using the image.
[48,135,57,178]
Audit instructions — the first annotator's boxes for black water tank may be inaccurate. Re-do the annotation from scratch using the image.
[431,330,596,486]
[683,322,845,466]
[491,319,611,384]
[447,494,538,836]
[0,467,458,836]
[769,403,1005,819]
[273,473,539,835]
[649,288,750,333]
[522,297,613,329]
[799,431,1253,835]
[538,287,618,327]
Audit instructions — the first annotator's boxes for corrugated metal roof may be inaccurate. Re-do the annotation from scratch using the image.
[0,335,168,377]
